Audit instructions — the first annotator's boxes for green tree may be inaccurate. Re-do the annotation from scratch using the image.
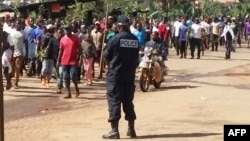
[105,0,137,17]
[228,0,250,17]
[201,0,224,17]
[152,0,192,20]
[63,0,96,23]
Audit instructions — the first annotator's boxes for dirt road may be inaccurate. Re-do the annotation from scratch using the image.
[4,46,250,141]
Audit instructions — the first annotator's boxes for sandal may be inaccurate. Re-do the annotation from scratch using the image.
[56,89,62,94]
[84,81,93,86]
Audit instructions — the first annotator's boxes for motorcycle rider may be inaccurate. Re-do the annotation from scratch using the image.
[139,31,168,74]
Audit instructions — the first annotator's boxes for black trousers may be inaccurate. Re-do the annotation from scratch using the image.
[106,80,136,122]
[28,58,36,75]
[190,38,201,58]
[36,58,42,77]
[225,40,232,58]
[174,36,180,55]
[3,67,11,86]
[212,34,219,51]
[180,40,187,56]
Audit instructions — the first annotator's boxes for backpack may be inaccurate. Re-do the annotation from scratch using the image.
[81,40,96,58]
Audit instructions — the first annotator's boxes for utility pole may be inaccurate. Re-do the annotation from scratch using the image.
[0,24,4,141]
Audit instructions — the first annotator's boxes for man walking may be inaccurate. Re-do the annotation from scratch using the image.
[221,19,235,59]
[190,18,202,59]
[102,15,139,139]
[10,19,28,88]
[57,25,81,99]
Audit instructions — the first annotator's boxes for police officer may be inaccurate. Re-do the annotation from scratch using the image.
[102,15,139,139]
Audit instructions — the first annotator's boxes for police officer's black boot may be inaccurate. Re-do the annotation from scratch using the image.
[126,120,137,138]
[102,121,120,139]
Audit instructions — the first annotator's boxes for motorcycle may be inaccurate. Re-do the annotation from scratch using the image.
[139,47,167,92]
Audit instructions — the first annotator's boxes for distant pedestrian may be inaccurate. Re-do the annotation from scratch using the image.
[221,19,235,59]
[190,18,202,59]
[10,19,28,88]
[178,18,188,58]
[244,18,250,47]
[1,26,13,90]
[81,33,97,85]
[41,24,55,87]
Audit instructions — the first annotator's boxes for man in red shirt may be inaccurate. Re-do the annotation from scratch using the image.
[158,17,170,42]
[57,25,81,99]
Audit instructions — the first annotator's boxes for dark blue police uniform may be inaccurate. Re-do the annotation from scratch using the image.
[104,30,139,122]
[103,15,139,139]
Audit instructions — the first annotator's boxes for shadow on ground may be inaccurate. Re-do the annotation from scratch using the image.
[6,94,58,98]
[134,132,222,139]
[150,85,200,92]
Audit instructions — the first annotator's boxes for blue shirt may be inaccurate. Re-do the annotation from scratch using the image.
[24,26,36,58]
[186,20,193,28]
[32,27,43,41]
[132,28,146,48]
[179,24,188,41]
[24,26,35,44]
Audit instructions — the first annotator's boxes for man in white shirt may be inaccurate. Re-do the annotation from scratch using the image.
[200,17,210,50]
[211,17,220,51]
[2,45,12,90]
[1,21,13,90]
[190,18,202,59]
[221,20,235,59]
[173,17,182,55]
[10,19,28,88]
[3,17,15,34]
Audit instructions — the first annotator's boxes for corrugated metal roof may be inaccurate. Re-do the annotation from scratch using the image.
[0,0,97,12]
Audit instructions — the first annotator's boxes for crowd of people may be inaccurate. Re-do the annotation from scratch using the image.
[0,12,167,94]
[166,15,249,60]
[1,11,250,139]
[1,13,250,96]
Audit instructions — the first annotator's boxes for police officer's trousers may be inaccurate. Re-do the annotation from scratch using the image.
[106,81,136,122]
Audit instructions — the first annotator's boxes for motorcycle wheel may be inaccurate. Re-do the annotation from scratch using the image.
[139,68,150,92]
[153,80,161,89]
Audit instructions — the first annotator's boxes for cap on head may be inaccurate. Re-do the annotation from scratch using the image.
[95,21,100,25]
[81,25,86,29]
[5,14,10,19]
[116,15,129,25]
[46,24,54,30]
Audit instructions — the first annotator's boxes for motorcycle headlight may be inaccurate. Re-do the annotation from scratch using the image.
[144,47,152,56]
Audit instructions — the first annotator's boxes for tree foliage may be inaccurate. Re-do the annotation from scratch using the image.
[54,0,250,22]
[228,1,250,17]
[201,0,225,17]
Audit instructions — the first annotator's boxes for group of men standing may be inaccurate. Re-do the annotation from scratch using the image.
[153,15,250,60]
